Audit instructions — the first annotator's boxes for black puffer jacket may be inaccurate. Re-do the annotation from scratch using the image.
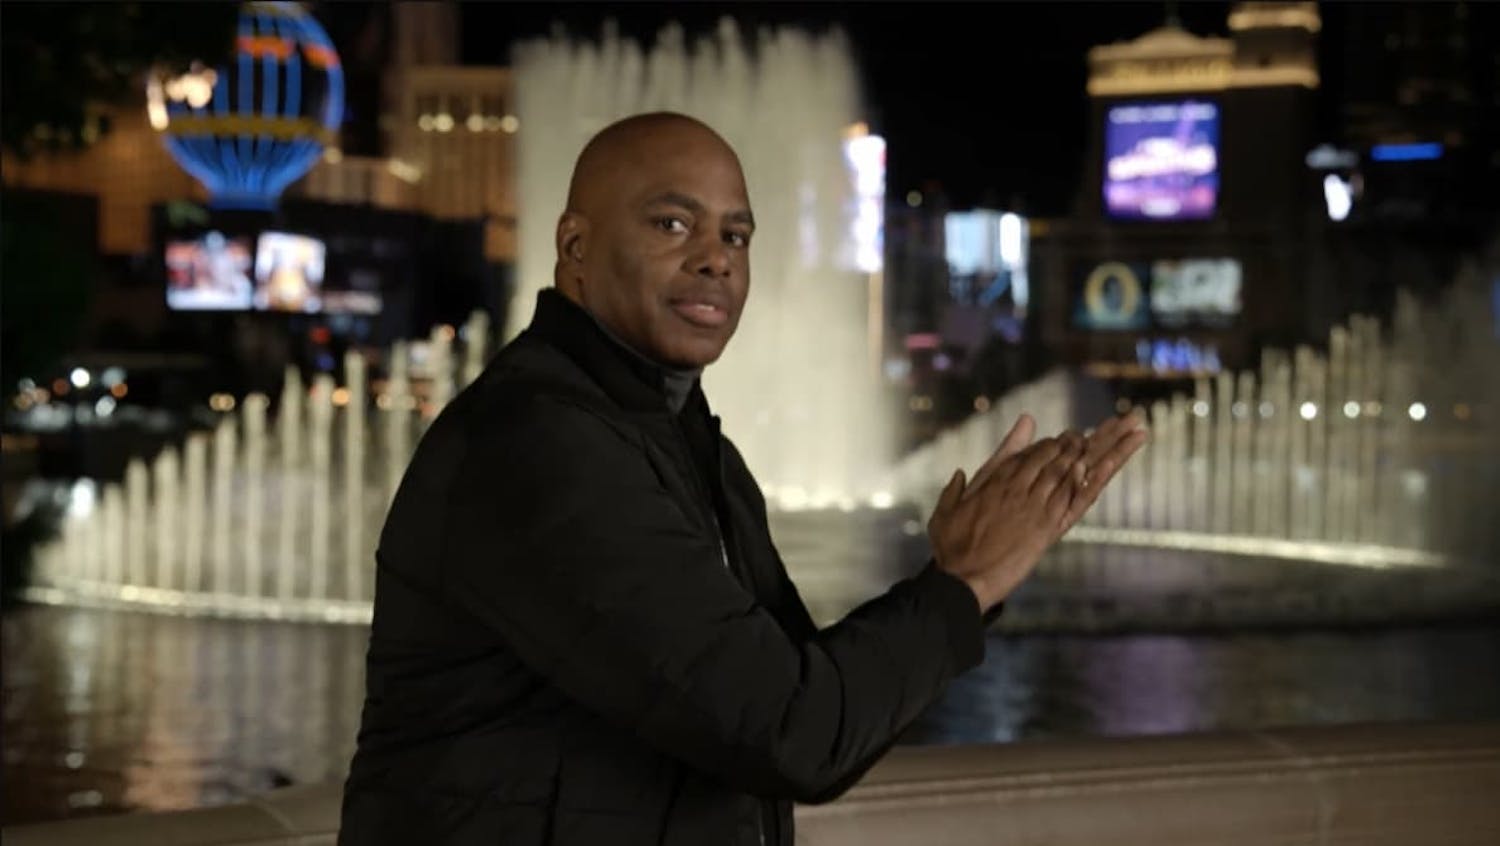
[339,288,988,845]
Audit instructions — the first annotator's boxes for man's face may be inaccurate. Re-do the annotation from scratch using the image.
[567,131,755,369]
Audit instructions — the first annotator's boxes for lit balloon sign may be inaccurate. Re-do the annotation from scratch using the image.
[147,1,344,210]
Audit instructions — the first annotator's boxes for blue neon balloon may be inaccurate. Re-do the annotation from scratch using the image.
[154,1,344,210]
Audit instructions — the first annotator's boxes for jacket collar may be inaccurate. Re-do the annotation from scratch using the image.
[524,287,712,418]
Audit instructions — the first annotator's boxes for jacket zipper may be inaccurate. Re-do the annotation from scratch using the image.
[671,417,730,570]
[670,416,763,844]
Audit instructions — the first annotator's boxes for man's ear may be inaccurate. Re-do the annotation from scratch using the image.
[556,212,589,269]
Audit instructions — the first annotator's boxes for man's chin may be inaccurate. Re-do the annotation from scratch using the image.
[661,338,729,370]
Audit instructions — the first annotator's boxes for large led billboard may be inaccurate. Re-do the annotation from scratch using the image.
[165,230,254,311]
[1150,258,1242,328]
[1104,100,1219,221]
[253,231,328,313]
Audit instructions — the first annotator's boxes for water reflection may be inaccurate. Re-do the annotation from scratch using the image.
[2,605,365,824]
[905,625,1500,745]
[5,604,1500,825]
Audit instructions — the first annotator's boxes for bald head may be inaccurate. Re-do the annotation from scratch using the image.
[552,113,755,369]
[564,113,742,214]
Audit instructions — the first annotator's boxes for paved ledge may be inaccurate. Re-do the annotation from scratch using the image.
[7,722,1498,845]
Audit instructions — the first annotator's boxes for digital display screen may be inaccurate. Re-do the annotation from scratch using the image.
[254,231,327,313]
[1074,262,1151,330]
[1104,100,1220,220]
[1150,258,1242,327]
[165,231,255,311]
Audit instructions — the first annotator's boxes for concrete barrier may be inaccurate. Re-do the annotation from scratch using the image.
[8,722,1498,845]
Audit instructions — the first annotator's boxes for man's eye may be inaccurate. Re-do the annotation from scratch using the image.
[655,217,688,234]
[725,231,750,248]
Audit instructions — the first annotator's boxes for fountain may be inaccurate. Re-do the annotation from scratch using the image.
[510,19,895,509]
[26,313,486,622]
[895,280,1500,568]
[24,275,1499,625]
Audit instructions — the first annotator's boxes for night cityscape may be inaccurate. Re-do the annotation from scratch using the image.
[2,2,1498,843]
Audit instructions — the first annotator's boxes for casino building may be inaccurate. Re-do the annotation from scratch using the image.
[1032,2,1323,387]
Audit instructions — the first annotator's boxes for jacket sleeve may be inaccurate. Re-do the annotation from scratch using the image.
[442,396,987,804]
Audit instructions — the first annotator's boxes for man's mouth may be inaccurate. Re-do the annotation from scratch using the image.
[669,299,729,328]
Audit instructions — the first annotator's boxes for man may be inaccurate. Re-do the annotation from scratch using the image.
[339,113,1146,845]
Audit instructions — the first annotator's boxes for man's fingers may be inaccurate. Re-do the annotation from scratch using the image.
[933,468,966,517]
[1067,428,1148,521]
[1003,436,1066,490]
[962,414,1035,500]
[1000,414,1037,456]
[1081,412,1145,472]
[1030,430,1083,497]
[1045,448,1086,519]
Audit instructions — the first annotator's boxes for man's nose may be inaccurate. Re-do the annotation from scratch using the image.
[689,235,732,278]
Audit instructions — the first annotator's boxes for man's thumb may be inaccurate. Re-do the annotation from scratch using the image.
[937,468,966,511]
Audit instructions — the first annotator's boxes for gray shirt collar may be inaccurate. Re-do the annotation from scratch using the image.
[579,305,703,415]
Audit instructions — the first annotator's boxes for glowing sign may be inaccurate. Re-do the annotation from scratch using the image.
[147,1,344,210]
[1104,100,1219,220]
[1370,143,1442,162]
[1075,262,1150,330]
[944,210,1029,310]
[839,133,886,273]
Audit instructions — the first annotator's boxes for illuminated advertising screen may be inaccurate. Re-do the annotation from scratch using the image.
[1104,100,1219,220]
[944,209,1029,341]
[254,231,327,313]
[165,231,255,311]
[838,133,886,273]
[1074,262,1151,330]
[1150,258,1242,327]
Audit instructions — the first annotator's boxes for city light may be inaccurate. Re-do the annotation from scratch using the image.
[70,368,90,389]
[841,133,885,273]
[1408,402,1427,421]
[1371,142,1443,162]
[1323,174,1353,221]
[1299,401,1318,420]
[999,212,1025,267]
[387,159,422,183]
[1343,401,1360,418]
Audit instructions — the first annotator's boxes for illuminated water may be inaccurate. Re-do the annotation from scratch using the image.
[7,523,1500,825]
[511,19,895,507]
[6,602,1497,826]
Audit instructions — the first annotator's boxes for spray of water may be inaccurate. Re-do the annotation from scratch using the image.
[511,19,895,509]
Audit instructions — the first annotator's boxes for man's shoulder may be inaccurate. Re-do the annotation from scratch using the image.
[452,332,641,449]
